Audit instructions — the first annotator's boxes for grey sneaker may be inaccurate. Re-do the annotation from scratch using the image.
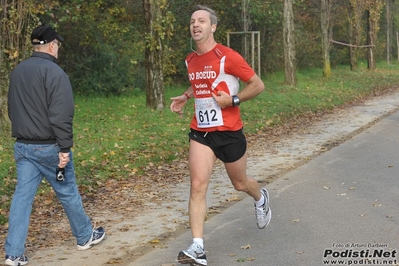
[255,188,271,229]
[5,255,28,266]
[177,243,207,266]
[77,226,105,251]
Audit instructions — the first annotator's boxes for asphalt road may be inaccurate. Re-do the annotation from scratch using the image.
[131,102,399,265]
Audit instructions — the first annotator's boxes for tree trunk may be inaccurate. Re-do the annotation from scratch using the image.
[0,0,9,131]
[397,31,399,62]
[143,0,165,110]
[0,78,9,132]
[366,1,385,70]
[321,0,333,78]
[386,0,392,65]
[367,10,377,70]
[242,0,251,62]
[349,0,366,71]
[283,0,297,85]
[366,10,375,70]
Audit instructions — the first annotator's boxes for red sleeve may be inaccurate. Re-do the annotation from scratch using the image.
[224,50,256,82]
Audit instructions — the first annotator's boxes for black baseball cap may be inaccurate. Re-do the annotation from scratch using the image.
[31,25,64,45]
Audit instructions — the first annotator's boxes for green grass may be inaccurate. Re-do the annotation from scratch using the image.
[71,94,194,182]
[1,61,399,224]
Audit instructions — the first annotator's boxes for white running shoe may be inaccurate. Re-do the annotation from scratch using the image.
[5,255,28,266]
[255,188,272,229]
[177,243,207,266]
[77,226,106,251]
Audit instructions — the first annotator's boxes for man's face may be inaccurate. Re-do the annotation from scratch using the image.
[50,40,61,59]
[190,10,213,43]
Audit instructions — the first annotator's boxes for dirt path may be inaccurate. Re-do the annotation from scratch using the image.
[2,87,399,266]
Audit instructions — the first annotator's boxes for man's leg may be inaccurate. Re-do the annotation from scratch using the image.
[177,140,216,265]
[43,150,105,250]
[225,152,271,229]
[5,143,42,258]
[188,140,216,239]
[224,152,262,200]
[44,151,93,245]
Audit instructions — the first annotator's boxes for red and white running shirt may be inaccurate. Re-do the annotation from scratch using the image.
[186,43,256,132]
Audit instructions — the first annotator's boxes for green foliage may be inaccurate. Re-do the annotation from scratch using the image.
[49,0,145,95]
[251,0,284,72]
[0,0,41,68]
[70,44,138,96]
[2,0,397,97]
[5,0,390,95]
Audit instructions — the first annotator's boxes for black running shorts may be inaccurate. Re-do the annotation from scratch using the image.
[188,128,247,163]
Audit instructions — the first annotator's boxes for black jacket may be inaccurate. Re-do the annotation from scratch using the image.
[8,52,74,152]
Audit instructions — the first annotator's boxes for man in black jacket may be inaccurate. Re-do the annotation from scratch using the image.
[5,25,105,266]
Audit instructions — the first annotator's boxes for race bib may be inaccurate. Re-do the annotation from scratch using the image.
[195,97,224,128]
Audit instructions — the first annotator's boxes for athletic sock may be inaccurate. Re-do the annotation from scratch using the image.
[255,194,265,208]
[193,238,204,249]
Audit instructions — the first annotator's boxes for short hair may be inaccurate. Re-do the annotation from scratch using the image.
[193,5,218,25]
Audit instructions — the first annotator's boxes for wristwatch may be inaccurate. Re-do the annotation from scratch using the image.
[232,95,241,107]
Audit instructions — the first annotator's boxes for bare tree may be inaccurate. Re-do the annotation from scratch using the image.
[392,0,399,62]
[348,0,367,71]
[241,0,251,62]
[366,0,385,70]
[321,0,334,78]
[386,0,392,64]
[143,0,172,110]
[283,0,297,85]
